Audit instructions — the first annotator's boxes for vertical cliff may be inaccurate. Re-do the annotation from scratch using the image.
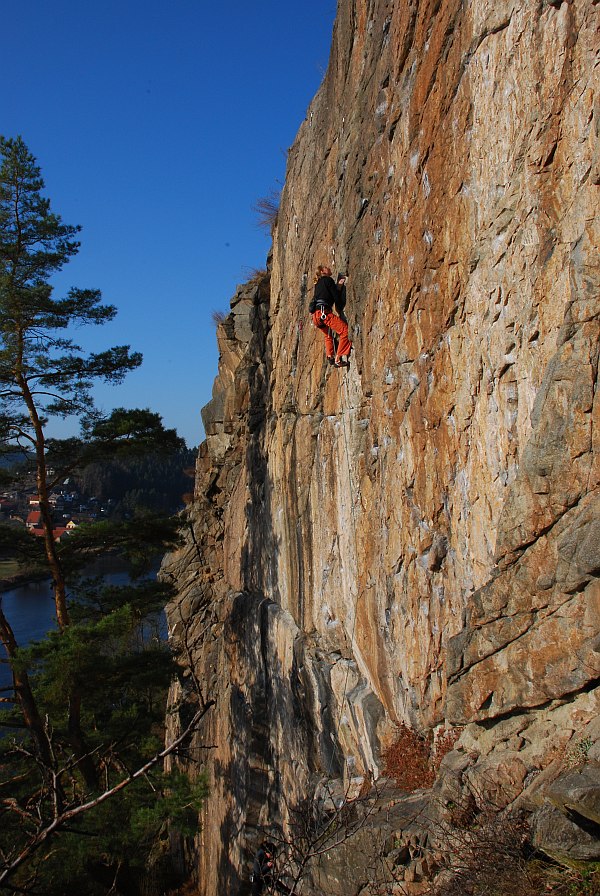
[162,1,599,892]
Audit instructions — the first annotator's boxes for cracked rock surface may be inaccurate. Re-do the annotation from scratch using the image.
[162,1,599,893]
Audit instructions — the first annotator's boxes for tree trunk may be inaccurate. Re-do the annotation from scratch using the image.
[15,353,70,630]
[0,604,56,775]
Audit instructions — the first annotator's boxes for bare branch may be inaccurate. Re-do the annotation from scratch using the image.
[0,700,214,887]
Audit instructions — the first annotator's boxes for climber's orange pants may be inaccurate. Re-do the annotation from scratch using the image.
[312,310,352,360]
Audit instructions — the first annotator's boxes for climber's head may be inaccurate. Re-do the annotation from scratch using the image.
[315,264,332,282]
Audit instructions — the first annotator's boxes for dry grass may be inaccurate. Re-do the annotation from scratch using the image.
[241,266,268,282]
[421,779,600,896]
[382,725,461,791]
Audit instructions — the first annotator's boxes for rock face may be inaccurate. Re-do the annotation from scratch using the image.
[162,1,599,893]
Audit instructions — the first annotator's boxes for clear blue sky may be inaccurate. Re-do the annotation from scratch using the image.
[3,1,337,447]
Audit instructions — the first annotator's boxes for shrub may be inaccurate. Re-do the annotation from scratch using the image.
[432,726,461,771]
[240,267,270,301]
[426,788,600,896]
[241,266,268,284]
[382,724,435,790]
[253,191,280,231]
[211,309,227,326]
[382,725,461,791]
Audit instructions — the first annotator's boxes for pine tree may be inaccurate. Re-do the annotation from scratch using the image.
[0,137,210,894]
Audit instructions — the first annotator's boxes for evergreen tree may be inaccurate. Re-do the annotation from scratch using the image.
[73,447,196,517]
[0,137,210,894]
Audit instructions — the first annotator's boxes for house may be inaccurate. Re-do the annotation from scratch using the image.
[28,524,70,542]
[26,510,43,530]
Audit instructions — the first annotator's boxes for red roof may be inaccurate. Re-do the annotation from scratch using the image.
[29,526,69,541]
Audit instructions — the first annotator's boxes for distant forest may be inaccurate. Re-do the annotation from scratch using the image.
[74,448,197,518]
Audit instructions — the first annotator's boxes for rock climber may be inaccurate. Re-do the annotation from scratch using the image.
[310,264,352,367]
[250,841,292,896]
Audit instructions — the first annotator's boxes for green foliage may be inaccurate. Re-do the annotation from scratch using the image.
[73,447,196,517]
[0,762,207,896]
[565,737,594,768]
[0,520,46,564]
[0,562,199,893]
[0,137,205,894]
[20,601,172,735]
[0,136,81,291]
[129,769,208,841]
[0,137,141,436]
[575,866,600,896]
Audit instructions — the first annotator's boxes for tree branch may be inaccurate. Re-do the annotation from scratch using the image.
[0,699,215,887]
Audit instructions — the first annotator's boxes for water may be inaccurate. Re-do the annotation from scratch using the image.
[1,579,56,645]
[0,564,162,694]
[0,579,56,693]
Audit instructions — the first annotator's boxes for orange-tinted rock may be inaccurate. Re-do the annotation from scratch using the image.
[163,2,598,892]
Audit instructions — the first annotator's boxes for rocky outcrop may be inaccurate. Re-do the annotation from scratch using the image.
[162,1,599,892]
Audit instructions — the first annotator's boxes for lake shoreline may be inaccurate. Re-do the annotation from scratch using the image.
[0,570,49,594]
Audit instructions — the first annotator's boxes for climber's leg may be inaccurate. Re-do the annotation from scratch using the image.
[325,312,352,360]
[312,310,336,358]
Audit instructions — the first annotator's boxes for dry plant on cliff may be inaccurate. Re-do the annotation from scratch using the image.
[251,769,600,896]
[252,191,280,231]
[255,728,462,895]
[382,725,460,791]
[353,779,600,896]
[211,309,227,326]
[241,265,268,283]
[255,779,390,895]
[420,781,599,896]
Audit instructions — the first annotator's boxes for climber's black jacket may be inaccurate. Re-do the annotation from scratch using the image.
[312,275,340,310]
[308,277,345,314]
